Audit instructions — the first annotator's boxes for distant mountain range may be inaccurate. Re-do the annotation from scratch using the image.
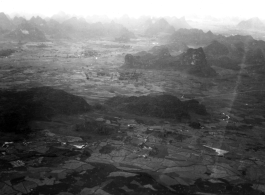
[169,28,265,69]
[1,11,265,74]
[2,10,265,71]
[165,16,191,30]
[5,22,47,42]
[144,18,176,36]
[0,12,192,42]
[113,15,191,32]
[0,12,137,42]
[123,29,265,75]
[237,17,265,31]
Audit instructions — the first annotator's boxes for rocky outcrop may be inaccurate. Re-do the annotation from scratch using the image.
[180,48,207,66]
[124,54,137,67]
[124,46,177,69]
[179,48,217,77]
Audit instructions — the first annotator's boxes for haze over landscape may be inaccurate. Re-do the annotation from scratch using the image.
[1,0,265,19]
[1,1,265,195]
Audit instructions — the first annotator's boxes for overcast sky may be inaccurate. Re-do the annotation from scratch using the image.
[0,0,264,19]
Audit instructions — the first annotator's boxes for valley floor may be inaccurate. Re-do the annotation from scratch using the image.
[0,38,265,195]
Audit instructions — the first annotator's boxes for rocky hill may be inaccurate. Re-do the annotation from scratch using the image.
[124,46,216,77]
[180,47,207,66]
[145,18,175,36]
[42,19,69,39]
[12,16,27,26]
[204,40,240,70]
[51,11,71,23]
[169,28,256,48]
[204,40,229,57]
[169,28,265,70]
[124,46,177,69]
[62,17,89,30]
[0,12,14,31]
[29,16,47,27]
[179,48,217,77]
[5,21,47,42]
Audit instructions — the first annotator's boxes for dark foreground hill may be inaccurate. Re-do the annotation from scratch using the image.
[204,40,241,70]
[0,87,91,133]
[106,94,208,121]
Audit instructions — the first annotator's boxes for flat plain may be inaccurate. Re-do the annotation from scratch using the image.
[1,37,265,195]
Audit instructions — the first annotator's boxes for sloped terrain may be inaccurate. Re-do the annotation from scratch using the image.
[0,87,91,133]
[204,40,241,70]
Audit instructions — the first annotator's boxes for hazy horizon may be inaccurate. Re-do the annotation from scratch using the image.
[1,0,265,21]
